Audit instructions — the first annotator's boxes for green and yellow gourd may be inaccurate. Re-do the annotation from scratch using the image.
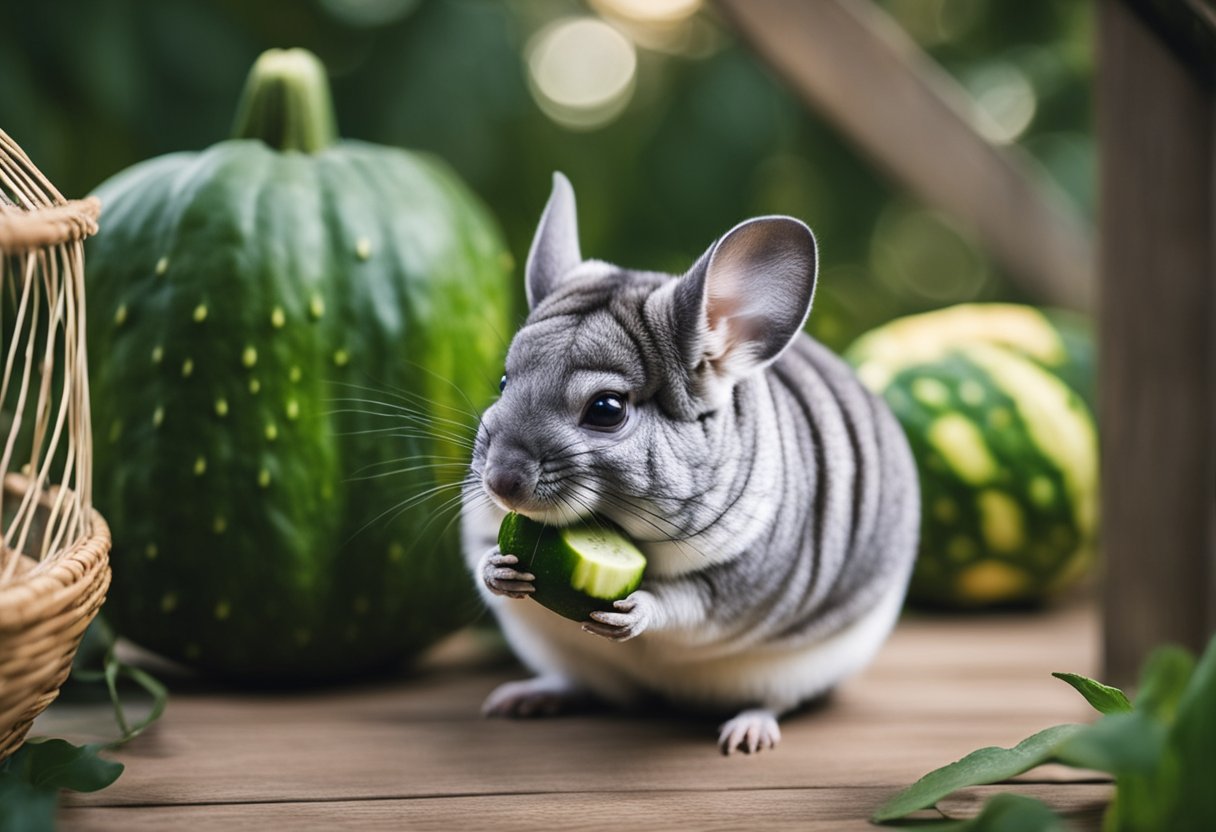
[86,49,511,681]
[847,304,1097,608]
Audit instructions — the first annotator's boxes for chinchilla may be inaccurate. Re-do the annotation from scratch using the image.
[461,173,919,754]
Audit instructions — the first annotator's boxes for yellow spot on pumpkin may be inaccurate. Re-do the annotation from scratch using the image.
[855,361,892,393]
[947,535,977,562]
[193,304,208,323]
[271,306,286,328]
[987,408,1013,430]
[968,344,1098,539]
[193,456,207,476]
[333,349,350,367]
[927,413,998,485]
[932,497,958,523]
[215,398,229,417]
[265,423,278,441]
[258,468,271,488]
[911,378,950,408]
[161,593,178,613]
[309,294,325,319]
[242,346,258,368]
[182,358,194,378]
[152,406,165,428]
[356,237,372,260]
[114,304,128,326]
[289,366,302,383]
[353,596,370,614]
[213,515,228,534]
[151,345,164,364]
[1028,476,1055,508]
[145,543,159,560]
[285,399,299,420]
[249,378,261,395]
[957,561,1029,604]
[977,490,1025,553]
[214,600,231,620]
[959,380,985,407]
[155,256,170,276]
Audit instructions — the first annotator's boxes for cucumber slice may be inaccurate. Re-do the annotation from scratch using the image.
[497,513,647,621]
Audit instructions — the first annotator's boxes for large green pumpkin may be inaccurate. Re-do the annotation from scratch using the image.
[847,304,1098,608]
[86,49,510,681]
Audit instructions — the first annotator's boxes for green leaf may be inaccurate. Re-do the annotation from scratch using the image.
[1052,672,1132,714]
[1133,646,1194,720]
[871,723,1085,822]
[1163,632,1216,830]
[907,793,1069,832]
[0,739,124,832]
[1053,712,1165,775]
[16,739,124,792]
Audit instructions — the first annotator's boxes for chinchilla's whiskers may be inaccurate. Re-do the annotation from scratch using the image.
[328,397,476,437]
[564,477,698,552]
[351,453,471,476]
[334,422,476,446]
[346,461,470,483]
[331,378,482,425]
[346,478,469,543]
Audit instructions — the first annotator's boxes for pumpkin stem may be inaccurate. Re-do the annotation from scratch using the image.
[231,48,338,154]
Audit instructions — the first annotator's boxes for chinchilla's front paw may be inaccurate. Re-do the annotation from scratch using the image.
[582,590,657,642]
[480,547,535,599]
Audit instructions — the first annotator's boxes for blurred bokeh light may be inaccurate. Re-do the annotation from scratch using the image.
[0,0,1093,351]
[527,17,637,130]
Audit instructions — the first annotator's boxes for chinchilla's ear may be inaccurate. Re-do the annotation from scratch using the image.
[525,172,582,309]
[673,216,817,394]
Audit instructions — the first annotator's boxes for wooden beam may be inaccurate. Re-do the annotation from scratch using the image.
[1098,0,1216,686]
[716,0,1094,312]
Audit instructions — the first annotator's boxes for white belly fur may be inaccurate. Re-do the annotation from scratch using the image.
[483,576,906,715]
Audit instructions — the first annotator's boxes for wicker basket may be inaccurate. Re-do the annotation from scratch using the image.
[0,129,111,762]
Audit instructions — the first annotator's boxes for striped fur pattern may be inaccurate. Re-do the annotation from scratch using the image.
[462,174,919,744]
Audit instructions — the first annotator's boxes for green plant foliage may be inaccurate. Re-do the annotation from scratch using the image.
[874,635,1216,831]
[1050,672,1132,715]
[0,740,123,832]
[871,724,1084,822]
[911,793,1069,832]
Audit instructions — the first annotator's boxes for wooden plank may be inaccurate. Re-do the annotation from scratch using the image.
[39,603,1099,810]
[58,784,1112,832]
[716,0,1094,311]
[1097,0,1216,686]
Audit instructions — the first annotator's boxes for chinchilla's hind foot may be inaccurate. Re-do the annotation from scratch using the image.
[718,708,782,755]
[481,675,592,718]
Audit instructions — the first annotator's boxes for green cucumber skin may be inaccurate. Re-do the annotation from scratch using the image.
[497,514,640,622]
[87,139,511,681]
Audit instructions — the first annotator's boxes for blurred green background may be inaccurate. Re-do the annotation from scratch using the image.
[0,0,1092,349]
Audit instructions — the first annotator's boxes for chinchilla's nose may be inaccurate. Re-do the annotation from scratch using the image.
[483,448,539,509]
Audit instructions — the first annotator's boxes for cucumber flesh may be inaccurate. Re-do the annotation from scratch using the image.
[497,513,647,621]
[562,526,648,600]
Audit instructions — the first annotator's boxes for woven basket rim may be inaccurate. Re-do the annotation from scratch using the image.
[0,196,101,252]
[0,474,111,630]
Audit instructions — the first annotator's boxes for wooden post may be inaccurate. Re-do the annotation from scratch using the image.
[717,0,1094,312]
[1098,0,1216,686]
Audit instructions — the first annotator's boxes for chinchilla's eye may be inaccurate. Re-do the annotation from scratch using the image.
[499,374,507,393]
[581,391,627,430]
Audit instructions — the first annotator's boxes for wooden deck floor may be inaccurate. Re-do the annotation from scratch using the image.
[39,601,1110,830]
